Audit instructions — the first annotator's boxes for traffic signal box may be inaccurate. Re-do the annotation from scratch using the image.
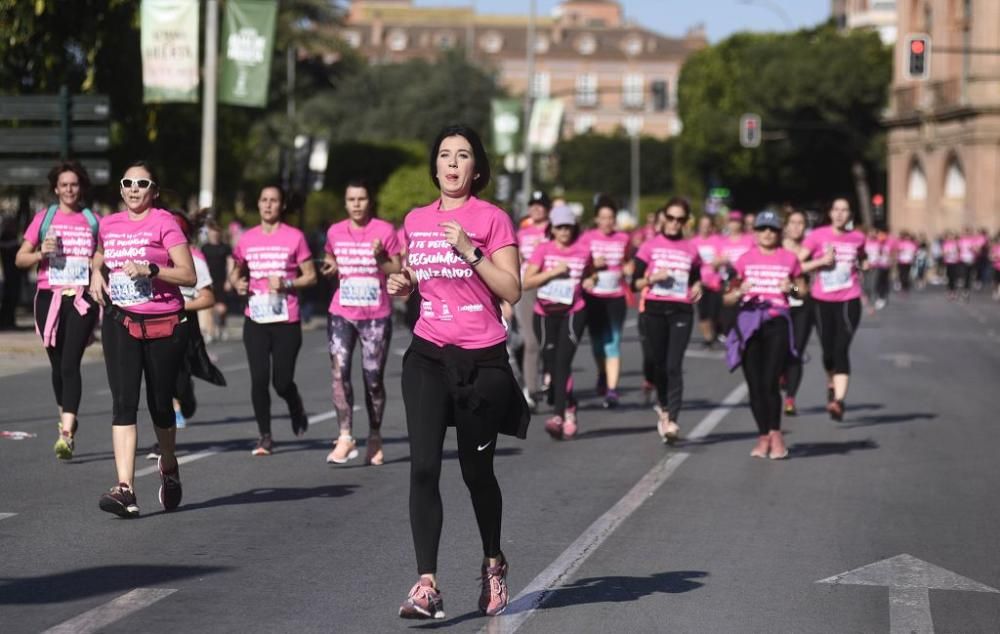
[740,113,761,149]
[905,34,931,81]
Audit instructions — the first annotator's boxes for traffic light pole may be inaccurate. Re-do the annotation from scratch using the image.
[519,0,536,218]
[199,0,219,210]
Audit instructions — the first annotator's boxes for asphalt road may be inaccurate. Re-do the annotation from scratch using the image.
[1,290,999,633]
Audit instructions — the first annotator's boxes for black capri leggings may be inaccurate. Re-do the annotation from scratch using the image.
[742,317,790,434]
[898,263,912,292]
[813,298,861,375]
[243,319,305,436]
[640,307,694,422]
[402,342,505,575]
[946,264,961,292]
[34,290,98,416]
[534,310,587,417]
[102,311,188,428]
[784,299,813,399]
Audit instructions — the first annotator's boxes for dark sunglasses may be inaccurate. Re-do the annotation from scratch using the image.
[553,224,575,230]
[120,178,155,189]
[664,214,687,223]
[754,226,780,233]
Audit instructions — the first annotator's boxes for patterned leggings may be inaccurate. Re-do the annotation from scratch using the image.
[328,314,392,437]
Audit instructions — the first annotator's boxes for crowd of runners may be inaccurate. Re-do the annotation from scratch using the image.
[12,125,1000,620]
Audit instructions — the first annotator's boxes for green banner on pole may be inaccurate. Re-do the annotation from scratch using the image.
[219,0,278,108]
[491,99,522,156]
[141,0,201,103]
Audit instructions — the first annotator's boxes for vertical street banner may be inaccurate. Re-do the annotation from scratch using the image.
[219,0,278,108]
[141,0,201,103]
[491,99,522,156]
[528,98,565,153]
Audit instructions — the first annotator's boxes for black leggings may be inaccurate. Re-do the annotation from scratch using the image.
[242,319,305,436]
[874,268,890,301]
[784,300,813,398]
[813,298,861,375]
[742,318,790,434]
[638,314,655,384]
[174,315,201,419]
[640,307,694,421]
[34,290,98,416]
[102,311,188,428]
[402,345,505,574]
[534,310,587,417]
[898,264,912,292]
[946,264,961,292]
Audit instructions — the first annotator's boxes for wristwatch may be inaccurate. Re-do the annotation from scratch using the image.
[148,263,160,278]
[466,247,484,266]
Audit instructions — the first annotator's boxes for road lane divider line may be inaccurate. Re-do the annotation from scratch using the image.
[0,512,17,521]
[41,587,177,634]
[135,448,221,478]
[486,382,748,634]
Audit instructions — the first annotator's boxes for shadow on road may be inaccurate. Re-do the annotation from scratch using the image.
[0,564,229,604]
[841,412,938,428]
[790,439,878,458]
[685,430,767,447]
[797,403,884,416]
[160,484,359,514]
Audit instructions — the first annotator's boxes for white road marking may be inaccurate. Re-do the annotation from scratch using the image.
[878,353,930,369]
[135,448,221,478]
[486,382,748,634]
[219,362,248,372]
[41,587,177,634]
[818,553,999,634]
[684,348,725,360]
[624,317,637,329]
[0,512,17,521]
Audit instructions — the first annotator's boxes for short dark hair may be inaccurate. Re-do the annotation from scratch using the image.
[663,196,691,219]
[428,125,491,195]
[594,194,618,216]
[827,197,853,217]
[345,178,378,217]
[48,160,92,198]
[259,182,287,207]
[544,222,581,243]
[123,160,160,188]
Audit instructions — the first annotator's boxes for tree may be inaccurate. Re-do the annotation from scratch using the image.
[553,132,674,204]
[674,24,891,217]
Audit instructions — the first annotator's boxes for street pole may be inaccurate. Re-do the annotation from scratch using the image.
[519,0,536,216]
[198,0,219,210]
[630,131,640,220]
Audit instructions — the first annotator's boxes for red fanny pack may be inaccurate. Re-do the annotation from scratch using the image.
[120,313,182,340]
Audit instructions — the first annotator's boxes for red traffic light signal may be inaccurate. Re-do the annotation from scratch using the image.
[739,113,761,148]
[871,193,884,207]
[905,34,931,81]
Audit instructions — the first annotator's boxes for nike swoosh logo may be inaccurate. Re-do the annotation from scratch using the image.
[477,441,493,452]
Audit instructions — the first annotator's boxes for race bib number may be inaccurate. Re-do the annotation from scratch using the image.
[109,270,152,307]
[48,256,90,287]
[594,270,622,293]
[538,278,576,305]
[697,246,716,263]
[249,293,289,324]
[650,270,688,299]
[339,277,381,307]
[819,263,852,293]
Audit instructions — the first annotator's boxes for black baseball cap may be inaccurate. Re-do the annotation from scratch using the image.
[529,190,551,209]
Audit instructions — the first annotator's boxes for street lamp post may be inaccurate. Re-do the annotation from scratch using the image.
[519,0,537,217]
[737,0,793,29]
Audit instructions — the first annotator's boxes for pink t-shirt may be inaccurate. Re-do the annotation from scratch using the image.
[517,222,547,277]
[404,197,517,349]
[734,247,802,310]
[99,208,187,315]
[325,217,401,320]
[580,229,630,298]
[718,233,755,266]
[991,243,1000,271]
[529,239,591,315]
[941,239,960,264]
[24,208,97,290]
[690,234,723,292]
[802,226,866,302]
[397,226,408,255]
[233,223,312,324]
[867,237,894,270]
[634,235,702,305]
[959,236,981,264]
[896,239,917,265]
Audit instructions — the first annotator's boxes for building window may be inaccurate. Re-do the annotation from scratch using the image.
[532,72,550,99]
[535,35,550,54]
[575,34,597,56]
[480,31,504,54]
[574,115,595,135]
[434,31,456,50]
[576,73,598,107]
[342,30,362,49]
[944,159,966,199]
[622,34,643,57]
[907,161,927,201]
[622,74,644,109]
[386,29,408,52]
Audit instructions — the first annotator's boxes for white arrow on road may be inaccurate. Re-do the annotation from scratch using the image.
[817,554,999,634]
[878,353,930,369]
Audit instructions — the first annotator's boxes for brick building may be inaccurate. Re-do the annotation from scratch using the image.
[884,0,1000,234]
[832,0,898,45]
[339,0,707,139]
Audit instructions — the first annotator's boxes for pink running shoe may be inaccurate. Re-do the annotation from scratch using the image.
[544,416,564,440]
[479,558,509,616]
[399,577,444,619]
[563,407,578,439]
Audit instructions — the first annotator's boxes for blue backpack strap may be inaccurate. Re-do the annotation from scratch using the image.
[81,208,99,240]
[38,204,59,243]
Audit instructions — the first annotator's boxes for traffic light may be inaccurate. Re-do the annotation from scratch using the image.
[739,113,761,148]
[651,80,668,111]
[905,34,931,81]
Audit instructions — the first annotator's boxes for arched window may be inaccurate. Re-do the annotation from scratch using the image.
[944,158,966,199]
[907,160,927,201]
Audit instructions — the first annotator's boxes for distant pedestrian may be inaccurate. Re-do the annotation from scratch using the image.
[200,220,233,342]
[781,207,812,416]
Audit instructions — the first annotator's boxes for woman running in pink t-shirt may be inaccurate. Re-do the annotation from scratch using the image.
[386,125,527,620]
